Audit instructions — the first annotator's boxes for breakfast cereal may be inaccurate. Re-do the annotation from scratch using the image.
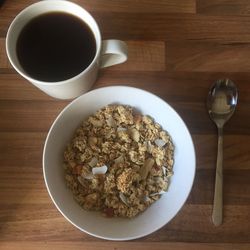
[63,105,174,218]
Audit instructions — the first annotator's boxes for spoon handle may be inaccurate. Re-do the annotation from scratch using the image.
[212,126,223,226]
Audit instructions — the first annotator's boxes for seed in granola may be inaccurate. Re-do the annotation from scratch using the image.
[88,136,98,147]
[140,158,155,180]
[154,138,166,148]
[88,157,98,168]
[119,192,130,207]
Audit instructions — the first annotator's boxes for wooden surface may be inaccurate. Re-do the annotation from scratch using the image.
[1,0,250,249]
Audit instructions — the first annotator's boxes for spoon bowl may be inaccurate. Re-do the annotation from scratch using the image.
[207,79,238,128]
[207,79,238,226]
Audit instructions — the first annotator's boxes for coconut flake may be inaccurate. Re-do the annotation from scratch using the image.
[117,127,127,132]
[162,166,167,176]
[167,171,173,178]
[146,141,153,153]
[119,192,130,206]
[154,139,166,148]
[149,190,167,197]
[88,157,98,168]
[83,173,94,180]
[114,155,124,164]
[89,118,103,127]
[77,176,86,186]
[153,176,162,183]
[92,165,108,175]
[142,195,151,203]
[106,116,116,127]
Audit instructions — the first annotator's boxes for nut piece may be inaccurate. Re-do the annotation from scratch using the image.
[140,158,155,180]
[106,116,116,127]
[88,136,98,147]
[88,117,103,127]
[130,128,140,142]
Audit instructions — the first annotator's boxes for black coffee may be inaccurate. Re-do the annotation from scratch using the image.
[16,12,96,82]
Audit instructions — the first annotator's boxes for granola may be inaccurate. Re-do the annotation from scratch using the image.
[64,105,174,218]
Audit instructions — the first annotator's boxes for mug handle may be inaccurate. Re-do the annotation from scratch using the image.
[100,40,128,68]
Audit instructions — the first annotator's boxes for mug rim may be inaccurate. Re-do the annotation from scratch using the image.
[6,0,102,86]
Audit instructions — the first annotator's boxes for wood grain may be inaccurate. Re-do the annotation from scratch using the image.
[1,133,250,171]
[78,0,196,13]
[1,242,250,250]
[0,0,196,14]
[112,41,165,71]
[0,38,11,69]
[197,0,250,15]
[94,13,250,42]
[166,41,250,72]
[1,71,250,103]
[3,12,250,42]
[0,203,249,242]
[3,99,250,134]
[1,0,250,249]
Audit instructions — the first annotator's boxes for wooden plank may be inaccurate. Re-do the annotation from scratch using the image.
[193,135,250,170]
[0,100,69,132]
[0,204,249,242]
[79,0,196,13]
[1,133,250,206]
[0,38,10,69]
[0,71,214,101]
[197,0,250,15]
[0,74,54,100]
[1,169,250,205]
[0,1,196,36]
[1,242,250,250]
[1,133,250,171]
[94,13,250,42]
[3,13,250,42]
[166,41,250,72]
[0,100,249,135]
[173,102,250,135]
[0,0,196,14]
[187,169,250,205]
[1,71,250,103]
[111,41,165,71]
[0,132,46,167]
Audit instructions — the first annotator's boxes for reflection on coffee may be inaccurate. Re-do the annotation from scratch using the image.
[16,12,96,82]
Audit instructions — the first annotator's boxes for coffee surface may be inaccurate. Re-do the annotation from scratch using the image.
[16,12,96,82]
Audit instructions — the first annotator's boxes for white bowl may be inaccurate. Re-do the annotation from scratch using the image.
[43,86,196,240]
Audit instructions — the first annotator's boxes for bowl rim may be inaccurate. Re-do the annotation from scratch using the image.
[43,85,196,240]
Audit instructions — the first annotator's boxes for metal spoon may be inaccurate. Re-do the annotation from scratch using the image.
[207,79,238,226]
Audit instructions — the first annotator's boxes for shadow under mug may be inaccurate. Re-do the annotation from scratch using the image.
[6,0,128,99]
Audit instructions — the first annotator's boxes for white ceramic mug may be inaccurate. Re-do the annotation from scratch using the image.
[6,0,128,99]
